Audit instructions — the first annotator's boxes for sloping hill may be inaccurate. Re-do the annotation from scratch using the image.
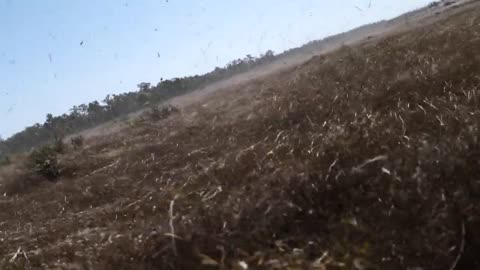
[1,1,480,269]
[52,0,476,143]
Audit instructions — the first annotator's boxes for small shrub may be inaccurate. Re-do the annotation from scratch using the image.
[70,135,84,150]
[52,138,67,154]
[147,106,162,121]
[26,145,61,180]
[144,104,179,121]
[160,104,180,118]
[0,156,10,167]
[428,1,440,8]
[119,115,129,123]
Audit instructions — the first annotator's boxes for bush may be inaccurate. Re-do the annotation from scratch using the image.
[147,106,162,121]
[70,136,84,150]
[26,145,61,180]
[142,104,179,122]
[160,104,179,118]
[0,156,10,167]
[428,1,440,8]
[52,138,67,154]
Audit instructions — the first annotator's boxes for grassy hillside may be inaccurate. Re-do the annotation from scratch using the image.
[0,0,461,159]
[1,2,480,269]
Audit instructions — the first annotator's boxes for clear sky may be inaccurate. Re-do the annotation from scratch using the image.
[0,0,432,139]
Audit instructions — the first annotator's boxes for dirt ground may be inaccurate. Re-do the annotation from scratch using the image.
[1,1,480,269]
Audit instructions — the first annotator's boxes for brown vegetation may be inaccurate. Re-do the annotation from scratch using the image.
[1,2,480,269]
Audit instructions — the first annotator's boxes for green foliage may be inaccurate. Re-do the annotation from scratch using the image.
[428,1,440,8]
[0,50,277,157]
[70,135,84,150]
[26,144,62,180]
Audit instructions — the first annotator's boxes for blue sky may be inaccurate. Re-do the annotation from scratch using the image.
[0,0,432,138]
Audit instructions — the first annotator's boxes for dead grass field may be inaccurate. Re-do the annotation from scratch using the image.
[1,1,480,269]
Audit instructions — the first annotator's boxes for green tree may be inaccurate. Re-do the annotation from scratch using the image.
[137,82,151,92]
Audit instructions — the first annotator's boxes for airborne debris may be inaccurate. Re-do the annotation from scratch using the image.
[0,2,480,269]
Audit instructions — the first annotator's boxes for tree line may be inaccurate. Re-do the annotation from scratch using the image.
[0,50,276,159]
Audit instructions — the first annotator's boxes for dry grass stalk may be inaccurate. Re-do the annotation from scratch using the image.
[169,195,179,256]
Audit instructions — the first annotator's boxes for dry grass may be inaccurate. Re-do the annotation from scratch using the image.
[1,3,480,270]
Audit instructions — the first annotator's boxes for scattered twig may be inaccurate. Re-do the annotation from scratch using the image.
[202,186,222,201]
[124,191,153,209]
[22,250,32,270]
[164,233,183,240]
[169,195,179,256]
[9,247,22,263]
[274,131,285,143]
[398,115,406,135]
[89,159,120,175]
[352,155,388,173]
[448,221,466,270]
[423,99,439,110]
[326,159,338,181]
[306,115,315,127]
[417,104,427,114]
